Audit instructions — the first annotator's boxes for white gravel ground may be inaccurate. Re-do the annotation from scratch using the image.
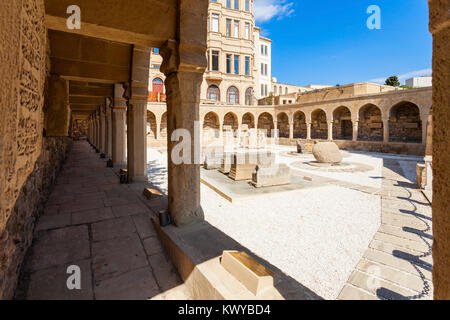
[146,146,396,299]
[201,183,381,300]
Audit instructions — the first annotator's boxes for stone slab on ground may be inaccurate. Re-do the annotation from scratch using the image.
[201,168,323,203]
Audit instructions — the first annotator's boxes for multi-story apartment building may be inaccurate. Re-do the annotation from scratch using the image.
[254,27,272,99]
[148,0,269,106]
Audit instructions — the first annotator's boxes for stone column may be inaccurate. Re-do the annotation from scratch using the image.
[126,46,150,182]
[106,103,113,158]
[160,37,206,227]
[327,120,333,140]
[352,121,359,141]
[306,122,312,140]
[289,121,294,140]
[112,84,127,166]
[156,121,161,140]
[126,99,148,181]
[382,118,389,143]
[95,112,101,149]
[100,107,106,155]
[112,107,127,166]
[429,0,450,299]
[420,112,429,145]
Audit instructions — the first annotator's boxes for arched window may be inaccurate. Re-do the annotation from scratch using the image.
[227,86,239,104]
[285,87,288,95]
[245,87,253,105]
[207,85,220,101]
[152,78,164,93]
[274,86,278,95]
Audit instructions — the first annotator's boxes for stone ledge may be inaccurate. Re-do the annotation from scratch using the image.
[151,217,321,300]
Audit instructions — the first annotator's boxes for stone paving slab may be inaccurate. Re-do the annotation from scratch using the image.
[16,141,184,300]
[338,159,433,300]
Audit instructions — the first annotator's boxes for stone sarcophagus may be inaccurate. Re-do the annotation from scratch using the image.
[220,152,235,174]
[204,153,222,170]
[229,152,275,181]
[252,164,291,188]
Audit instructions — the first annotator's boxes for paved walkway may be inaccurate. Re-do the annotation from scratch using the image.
[15,141,186,300]
[338,158,433,300]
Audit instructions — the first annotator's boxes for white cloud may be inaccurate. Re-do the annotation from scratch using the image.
[369,68,432,84]
[254,0,295,23]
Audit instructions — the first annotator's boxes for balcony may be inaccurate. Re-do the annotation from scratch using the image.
[205,70,223,81]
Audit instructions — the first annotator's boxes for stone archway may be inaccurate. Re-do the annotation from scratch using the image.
[332,106,352,140]
[389,101,422,143]
[277,112,289,138]
[223,112,238,133]
[358,104,383,141]
[311,109,327,140]
[293,111,307,139]
[160,112,167,140]
[147,110,157,140]
[257,112,274,137]
[242,112,255,129]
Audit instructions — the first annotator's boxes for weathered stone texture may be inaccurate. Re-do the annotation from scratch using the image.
[0,137,72,299]
[429,0,450,300]
[0,0,71,299]
[312,142,343,164]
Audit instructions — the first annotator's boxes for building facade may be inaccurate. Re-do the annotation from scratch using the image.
[406,76,433,88]
[149,0,261,107]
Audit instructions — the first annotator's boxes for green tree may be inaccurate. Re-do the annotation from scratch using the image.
[385,76,400,87]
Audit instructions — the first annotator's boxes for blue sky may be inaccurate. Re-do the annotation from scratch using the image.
[254,0,432,86]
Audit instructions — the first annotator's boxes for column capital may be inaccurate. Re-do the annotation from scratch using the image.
[160,39,207,76]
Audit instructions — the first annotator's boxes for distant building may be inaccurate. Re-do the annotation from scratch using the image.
[406,76,432,88]
[254,27,272,99]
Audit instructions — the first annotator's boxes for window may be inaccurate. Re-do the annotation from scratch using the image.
[264,45,268,56]
[226,54,232,73]
[234,55,239,75]
[264,84,268,96]
[207,85,220,101]
[245,0,250,12]
[274,86,277,95]
[260,63,267,76]
[226,0,231,9]
[261,84,264,96]
[211,14,219,32]
[234,20,239,38]
[227,86,239,104]
[245,56,250,76]
[211,51,219,71]
[245,87,253,105]
[152,78,164,93]
[226,19,232,36]
[261,45,264,55]
[244,23,250,39]
[285,87,288,94]
[234,0,239,10]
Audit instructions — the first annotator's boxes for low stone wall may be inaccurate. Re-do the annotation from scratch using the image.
[278,138,425,156]
[0,137,72,299]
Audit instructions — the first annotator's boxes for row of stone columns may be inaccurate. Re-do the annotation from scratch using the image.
[87,97,127,167]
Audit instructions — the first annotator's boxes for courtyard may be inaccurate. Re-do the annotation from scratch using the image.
[0,0,447,303]
[143,143,432,300]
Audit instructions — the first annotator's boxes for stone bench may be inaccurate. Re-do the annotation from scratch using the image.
[252,164,291,188]
[229,152,275,181]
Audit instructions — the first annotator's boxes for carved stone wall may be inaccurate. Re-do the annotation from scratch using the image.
[0,0,46,245]
[0,137,71,299]
[0,0,69,299]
